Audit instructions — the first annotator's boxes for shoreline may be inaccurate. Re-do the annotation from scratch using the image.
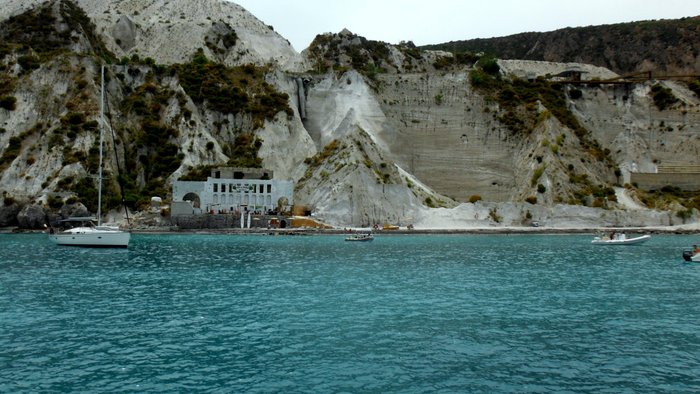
[4,226,700,236]
[107,225,700,235]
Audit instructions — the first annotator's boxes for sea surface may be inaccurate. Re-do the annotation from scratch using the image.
[1,233,699,393]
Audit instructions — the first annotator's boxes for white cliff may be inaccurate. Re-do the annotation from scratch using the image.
[1,0,306,71]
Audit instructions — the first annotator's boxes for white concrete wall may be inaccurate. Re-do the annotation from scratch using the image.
[173,178,294,213]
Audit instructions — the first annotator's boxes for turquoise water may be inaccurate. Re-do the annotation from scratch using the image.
[1,233,699,393]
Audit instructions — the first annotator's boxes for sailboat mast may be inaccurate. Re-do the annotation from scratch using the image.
[97,64,105,226]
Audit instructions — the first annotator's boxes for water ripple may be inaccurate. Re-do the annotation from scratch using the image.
[1,233,699,392]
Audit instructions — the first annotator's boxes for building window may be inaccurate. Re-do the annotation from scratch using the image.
[267,184,271,193]
[221,183,226,193]
[213,183,218,192]
[259,184,264,193]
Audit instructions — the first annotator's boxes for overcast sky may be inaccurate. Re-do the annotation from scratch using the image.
[231,0,700,52]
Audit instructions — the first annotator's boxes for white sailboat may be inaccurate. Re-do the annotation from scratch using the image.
[49,65,130,248]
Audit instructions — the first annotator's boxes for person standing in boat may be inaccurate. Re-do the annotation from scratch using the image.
[693,244,700,256]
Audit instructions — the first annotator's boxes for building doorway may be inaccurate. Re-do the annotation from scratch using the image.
[182,192,201,208]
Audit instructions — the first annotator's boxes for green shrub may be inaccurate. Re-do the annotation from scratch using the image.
[47,195,63,209]
[650,84,679,110]
[226,134,263,168]
[0,96,17,110]
[0,136,22,168]
[62,112,85,125]
[469,69,493,88]
[677,208,693,223]
[531,164,546,186]
[178,165,215,181]
[479,55,500,75]
[688,79,700,97]
[488,207,502,222]
[433,56,453,70]
[222,31,238,48]
[17,55,40,73]
[176,50,292,123]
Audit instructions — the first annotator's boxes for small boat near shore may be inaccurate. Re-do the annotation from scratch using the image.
[591,233,650,245]
[682,250,700,262]
[345,233,374,242]
[682,245,700,262]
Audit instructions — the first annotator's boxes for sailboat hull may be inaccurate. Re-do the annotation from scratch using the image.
[49,228,130,248]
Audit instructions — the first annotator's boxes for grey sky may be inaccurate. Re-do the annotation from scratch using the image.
[231,0,700,52]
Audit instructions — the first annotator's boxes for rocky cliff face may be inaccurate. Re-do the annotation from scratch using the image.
[0,1,698,228]
[295,30,700,227]
[1,0,305,71]
[80,0,307,71]
[0,0,315,227]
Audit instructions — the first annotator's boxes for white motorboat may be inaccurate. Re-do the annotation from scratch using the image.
[345,233,374,242]
[591,233,650,245]
[49,65,130,248]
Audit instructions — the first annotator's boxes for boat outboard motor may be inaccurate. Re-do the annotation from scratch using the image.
[682,250,693,261]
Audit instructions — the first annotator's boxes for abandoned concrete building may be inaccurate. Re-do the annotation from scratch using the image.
[171,167,294,216]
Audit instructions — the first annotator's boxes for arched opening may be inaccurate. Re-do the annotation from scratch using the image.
[182,192,201,208]
[279,219,288,229]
